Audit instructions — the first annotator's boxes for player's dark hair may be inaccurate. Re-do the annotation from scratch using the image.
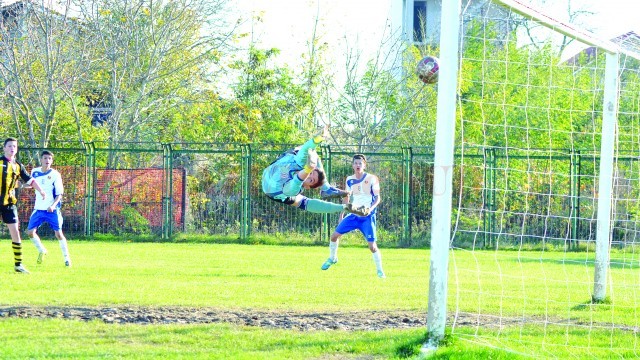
[352,153,367,162]
[3,137,17,147]
[310,169,326,189]
[41,150,54,158]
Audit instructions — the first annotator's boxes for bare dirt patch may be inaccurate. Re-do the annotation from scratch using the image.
[0,306,427,331]
[5,307,594,332]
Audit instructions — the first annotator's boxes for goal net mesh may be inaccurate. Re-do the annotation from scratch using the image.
[447,1,640,356]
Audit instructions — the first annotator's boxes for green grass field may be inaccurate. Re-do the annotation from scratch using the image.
[1,240,638,359]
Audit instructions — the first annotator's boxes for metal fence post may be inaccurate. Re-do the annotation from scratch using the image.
[483,148,496,248]
[240,144,252,240]
[402,147,413,245]
[162,144,173,239]
[320,145,332,242]
[570,150,581,249]
[83,141,96,237]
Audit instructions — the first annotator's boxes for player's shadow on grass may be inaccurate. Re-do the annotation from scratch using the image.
[571,298,612,311]
[509,257,640,269]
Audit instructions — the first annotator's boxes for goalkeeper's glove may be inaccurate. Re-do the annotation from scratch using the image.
[313,126,328,144]
[304,149,319,172]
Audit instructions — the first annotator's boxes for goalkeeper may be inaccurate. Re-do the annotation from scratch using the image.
[261,126,369,216]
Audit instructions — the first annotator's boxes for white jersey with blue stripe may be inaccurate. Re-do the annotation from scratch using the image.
[346,172,379,215]
[30,167,63,210]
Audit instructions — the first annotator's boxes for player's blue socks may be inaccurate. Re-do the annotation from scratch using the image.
[304,199,344,213]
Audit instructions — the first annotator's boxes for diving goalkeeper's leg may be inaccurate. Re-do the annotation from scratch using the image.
[294,195,346,213]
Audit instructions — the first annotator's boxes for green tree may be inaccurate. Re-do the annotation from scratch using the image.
[328,32,438,151]
[459,21,601,151]
[75,0,235,165]
[161,90,247,144]
[0,0,95,148]
[228,46,310,144]
[299,1,332,131]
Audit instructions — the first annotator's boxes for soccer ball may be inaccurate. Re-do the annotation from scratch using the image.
[416,56,439,84]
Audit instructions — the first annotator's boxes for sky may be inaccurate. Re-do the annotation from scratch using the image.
[582,0,639,38]
[231,0,639,64]
[2,0,636,73]
[226,0,640,85]
[1,0,635,39]
[2,0,634,47]
[232,0,397,66]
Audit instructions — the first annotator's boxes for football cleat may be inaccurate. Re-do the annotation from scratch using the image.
[14,264,30,274]
[37,252,47,264]
[320,186,350,199]
[65,260,72,267]
[321,258,337,270]
[344,203,370,217]
[377,270,386,279]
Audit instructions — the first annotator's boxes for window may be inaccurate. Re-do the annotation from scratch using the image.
[91,107,112,127]
[87,95,112,127]
[413,0,427,43]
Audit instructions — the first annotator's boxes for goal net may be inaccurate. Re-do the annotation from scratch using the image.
[431,0,640,357]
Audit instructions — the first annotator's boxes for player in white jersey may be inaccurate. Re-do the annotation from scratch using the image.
[321,154,385,278]
[26,151,72,267]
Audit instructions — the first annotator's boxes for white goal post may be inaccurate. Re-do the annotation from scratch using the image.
[425,0,462,349]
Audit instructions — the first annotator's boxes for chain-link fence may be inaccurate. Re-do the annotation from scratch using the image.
[3,141,638,247]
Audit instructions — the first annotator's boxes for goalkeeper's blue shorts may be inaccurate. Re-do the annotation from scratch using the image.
[265,193,296,205]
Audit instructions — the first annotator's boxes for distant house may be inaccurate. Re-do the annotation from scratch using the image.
[407,0,509,45]
[1,1,32,38]
[614,31,640,54]
[565,31,640,65]
[1,0,69,34]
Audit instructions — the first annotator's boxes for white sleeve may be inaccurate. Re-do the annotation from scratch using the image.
[54,171,64,195]
[371,175,380,193]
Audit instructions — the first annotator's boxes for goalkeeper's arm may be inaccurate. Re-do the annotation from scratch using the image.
[294,125,328,166]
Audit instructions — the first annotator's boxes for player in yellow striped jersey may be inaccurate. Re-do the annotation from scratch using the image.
[0,138,46,274]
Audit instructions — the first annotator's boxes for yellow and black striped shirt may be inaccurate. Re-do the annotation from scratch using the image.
[0,156,32,206]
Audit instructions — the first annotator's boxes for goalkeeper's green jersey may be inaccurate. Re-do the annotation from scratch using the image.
[261,138,317,199]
